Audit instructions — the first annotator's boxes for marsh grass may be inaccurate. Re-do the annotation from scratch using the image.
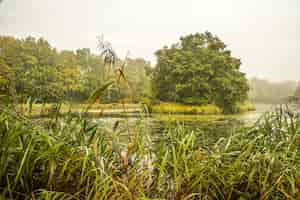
[237,102,256,113]
[152,103,222,115]
[151,102,256,115]
[15,102,255,118]
[17,103,141,116]
[0,103,299,199]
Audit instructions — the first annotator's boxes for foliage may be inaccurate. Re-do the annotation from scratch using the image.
[0,103,299,199]
[123,58,152,101]
[152,103,222,114]
[151,102,255,115]
[0,60,10,96]
[237,102,256,112]
[152,32,249,113]
[0,35,151,103]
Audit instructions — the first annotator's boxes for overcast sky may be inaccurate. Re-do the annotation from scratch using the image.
[0,0,299,81]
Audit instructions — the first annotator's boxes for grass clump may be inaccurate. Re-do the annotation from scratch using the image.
[237,102,256,112]
[152,102,256,115]
[152,103,222,114]
[0,105,299,199]
[17,103,141,115]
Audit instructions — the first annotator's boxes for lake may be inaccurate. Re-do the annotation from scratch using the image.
[93,104,282,144]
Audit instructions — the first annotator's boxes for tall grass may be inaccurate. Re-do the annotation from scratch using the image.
[152,103,222,114]
[0,104,299,199]
[151,102,256,115]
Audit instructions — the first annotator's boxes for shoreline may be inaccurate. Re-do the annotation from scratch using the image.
[24,102,256,118]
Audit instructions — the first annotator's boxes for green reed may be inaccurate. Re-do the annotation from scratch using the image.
[0,104,299,199]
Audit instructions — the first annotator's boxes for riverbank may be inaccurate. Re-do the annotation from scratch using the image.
[151,102,256,114]
[17,102,255,118]
[17,103,141,118]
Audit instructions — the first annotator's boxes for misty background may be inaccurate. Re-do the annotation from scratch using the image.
[0,0,299,81]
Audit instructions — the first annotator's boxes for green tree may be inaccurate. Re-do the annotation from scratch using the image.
[152,32,249,113]
[0,35,152,103]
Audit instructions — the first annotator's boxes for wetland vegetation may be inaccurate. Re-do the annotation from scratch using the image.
[1,30,300,199]
[1,102,300,199]
[1,1,300,199]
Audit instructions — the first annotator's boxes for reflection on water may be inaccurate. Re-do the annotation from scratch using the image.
[94,104,278,143]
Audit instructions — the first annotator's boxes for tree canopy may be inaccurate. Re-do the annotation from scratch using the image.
[0,35,151,103]
[152,32,249,113]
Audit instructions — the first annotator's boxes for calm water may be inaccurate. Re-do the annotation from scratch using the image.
[94,104,278,143]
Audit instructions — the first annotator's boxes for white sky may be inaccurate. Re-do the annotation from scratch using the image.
[0,0,299,81]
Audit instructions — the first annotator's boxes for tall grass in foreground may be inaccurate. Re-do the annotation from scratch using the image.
[0,105,299,199]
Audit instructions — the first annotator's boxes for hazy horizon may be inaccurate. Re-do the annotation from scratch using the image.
[0,0,299,81]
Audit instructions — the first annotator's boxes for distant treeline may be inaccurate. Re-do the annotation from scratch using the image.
[2,34,299,109]
[248,78,299,104]
[0,36,151,103]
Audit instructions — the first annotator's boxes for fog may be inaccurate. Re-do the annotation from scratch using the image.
[0,0,299,81]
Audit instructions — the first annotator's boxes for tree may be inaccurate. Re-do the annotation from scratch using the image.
[0,35,152,103]
[294,85,300,100]
[152,32,249,113]
[249,78,298,103]
[122,58,151,101]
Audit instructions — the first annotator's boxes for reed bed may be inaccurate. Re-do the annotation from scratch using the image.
[0,105,299,199]
[151,103,256,115]
[17,103,141,115]
[152,103,222,114]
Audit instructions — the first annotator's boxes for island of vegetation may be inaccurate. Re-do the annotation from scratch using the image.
[149,32,250,114]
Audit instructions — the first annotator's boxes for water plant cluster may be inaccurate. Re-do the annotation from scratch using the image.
[0,104,299,199]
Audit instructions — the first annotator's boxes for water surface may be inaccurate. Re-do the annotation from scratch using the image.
[94,104,277,143]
